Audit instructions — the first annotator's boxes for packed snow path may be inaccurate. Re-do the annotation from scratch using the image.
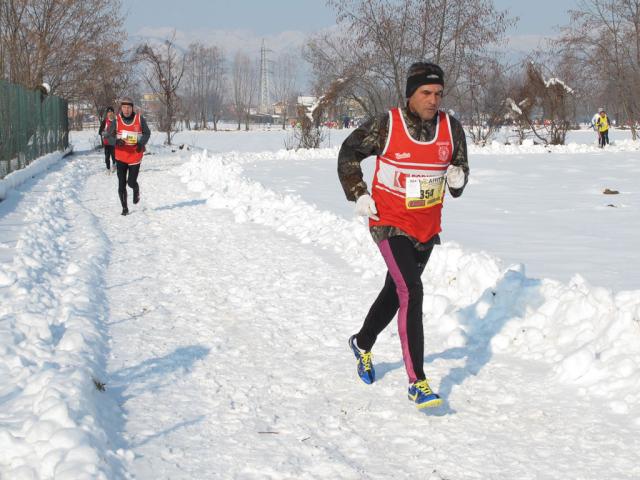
[2,144,639,479]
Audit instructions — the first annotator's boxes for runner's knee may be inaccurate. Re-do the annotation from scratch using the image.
[395,280,423,303]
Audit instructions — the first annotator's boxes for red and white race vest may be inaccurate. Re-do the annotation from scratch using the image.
[115,113,143,165]
[370,108,453,242]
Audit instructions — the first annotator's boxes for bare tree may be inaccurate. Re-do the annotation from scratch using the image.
[459,58,511,145]
[79,50,137,119]
[505,62,575,145]
[560,0,640,138]
[182,43,226,130]
[232,51,258,131]
[286,77,353,149]
[306,0,515,116]
[0,0,124,97]
[136,32,185,145]
[271,52,299,129]
[207,48,227,131]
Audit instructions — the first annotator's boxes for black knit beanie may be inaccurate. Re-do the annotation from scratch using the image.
[405,62,444,98]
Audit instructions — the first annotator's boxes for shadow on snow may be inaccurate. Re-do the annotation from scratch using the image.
[154,199,207,211]
[424,268,544,415]
[369,268,545,416]
[110,345,210,403]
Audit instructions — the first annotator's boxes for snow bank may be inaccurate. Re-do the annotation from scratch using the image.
[469,139,640,155]
[180,150,640,412]
[177,150,383,278]
[0,148,72,200]
[183,138,640,168]
[0,159,130,478]
[219,147,341,164]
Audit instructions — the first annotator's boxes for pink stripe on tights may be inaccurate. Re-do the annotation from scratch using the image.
[378,239,417,383]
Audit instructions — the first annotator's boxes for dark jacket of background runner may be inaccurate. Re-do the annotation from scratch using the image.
[98,117,116,147]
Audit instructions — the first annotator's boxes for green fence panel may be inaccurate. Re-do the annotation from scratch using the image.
[0,79,69,179]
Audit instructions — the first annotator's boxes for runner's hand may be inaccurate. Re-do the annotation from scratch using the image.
[446,165,465,189]
[355,194,379,221]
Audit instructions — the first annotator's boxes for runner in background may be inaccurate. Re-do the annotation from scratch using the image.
[596,109,611,148]
[591,108,603,144]
[98,107,116,174]
[105,97,151,216]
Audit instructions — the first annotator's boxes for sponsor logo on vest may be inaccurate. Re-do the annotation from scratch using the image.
[438,145,450,162]
[395,152,411,160]
[394,171,407,188]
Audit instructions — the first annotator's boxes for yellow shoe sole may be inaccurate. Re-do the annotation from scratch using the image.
[416,397,443,409]
[408,393,443,409]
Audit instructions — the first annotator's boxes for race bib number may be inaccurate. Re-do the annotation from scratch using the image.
[120,130,139,145]
[405,175,445,209]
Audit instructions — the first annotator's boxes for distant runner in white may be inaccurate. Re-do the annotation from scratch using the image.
[338,62,469,409]
[591,107,603,143]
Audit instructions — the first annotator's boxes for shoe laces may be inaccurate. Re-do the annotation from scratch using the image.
[361,351,373,372]
[413,379,434,395]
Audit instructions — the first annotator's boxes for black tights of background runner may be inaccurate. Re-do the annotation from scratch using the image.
[355,234,439,381]
[104,145,115,170]
[116,161,140,209]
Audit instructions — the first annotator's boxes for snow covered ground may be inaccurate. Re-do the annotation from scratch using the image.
[1,126,639,479]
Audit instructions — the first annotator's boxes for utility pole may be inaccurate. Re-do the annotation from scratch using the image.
[259,40,271,114]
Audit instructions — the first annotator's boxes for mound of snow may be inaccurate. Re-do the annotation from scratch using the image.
[179,150,640,410]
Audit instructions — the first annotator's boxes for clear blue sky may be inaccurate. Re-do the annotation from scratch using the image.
[124,0,576,36]
[123,0,338,35]
[493,0,574,34]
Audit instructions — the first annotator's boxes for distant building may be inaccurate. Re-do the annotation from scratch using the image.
[273,101,287,116]
[67,101,98,130]
[344,98,366,119]
[140,93,162,122]
[297,96,317,109]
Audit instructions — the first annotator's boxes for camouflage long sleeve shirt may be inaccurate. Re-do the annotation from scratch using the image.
[338,105,469,250]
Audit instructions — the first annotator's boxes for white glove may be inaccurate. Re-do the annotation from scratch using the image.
[355,194,379,221]
[446,165,465,189]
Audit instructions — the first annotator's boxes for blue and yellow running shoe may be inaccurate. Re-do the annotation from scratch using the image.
[408,379,442,409]
[348,335,375,384]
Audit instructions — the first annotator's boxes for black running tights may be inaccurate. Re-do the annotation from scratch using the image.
[104,145,115,169]
[355,234,438,383]
[115,161,140,208]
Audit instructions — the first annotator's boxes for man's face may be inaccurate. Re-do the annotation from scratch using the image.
[107,111,115,120]
[121,104,133,116]
[600,111,606,117]
[408,84,444,121]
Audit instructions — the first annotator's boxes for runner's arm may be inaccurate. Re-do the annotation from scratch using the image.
[447,116,469,198]
[139,116,151,147]
[337,114,389,201]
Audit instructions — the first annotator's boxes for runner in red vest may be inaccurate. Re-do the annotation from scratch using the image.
[338,62,469,409]
[98,106,116,173]
[105,97,151,215]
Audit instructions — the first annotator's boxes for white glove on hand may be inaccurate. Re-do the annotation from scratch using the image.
[446,165,465,189]
[355,194,379,221]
